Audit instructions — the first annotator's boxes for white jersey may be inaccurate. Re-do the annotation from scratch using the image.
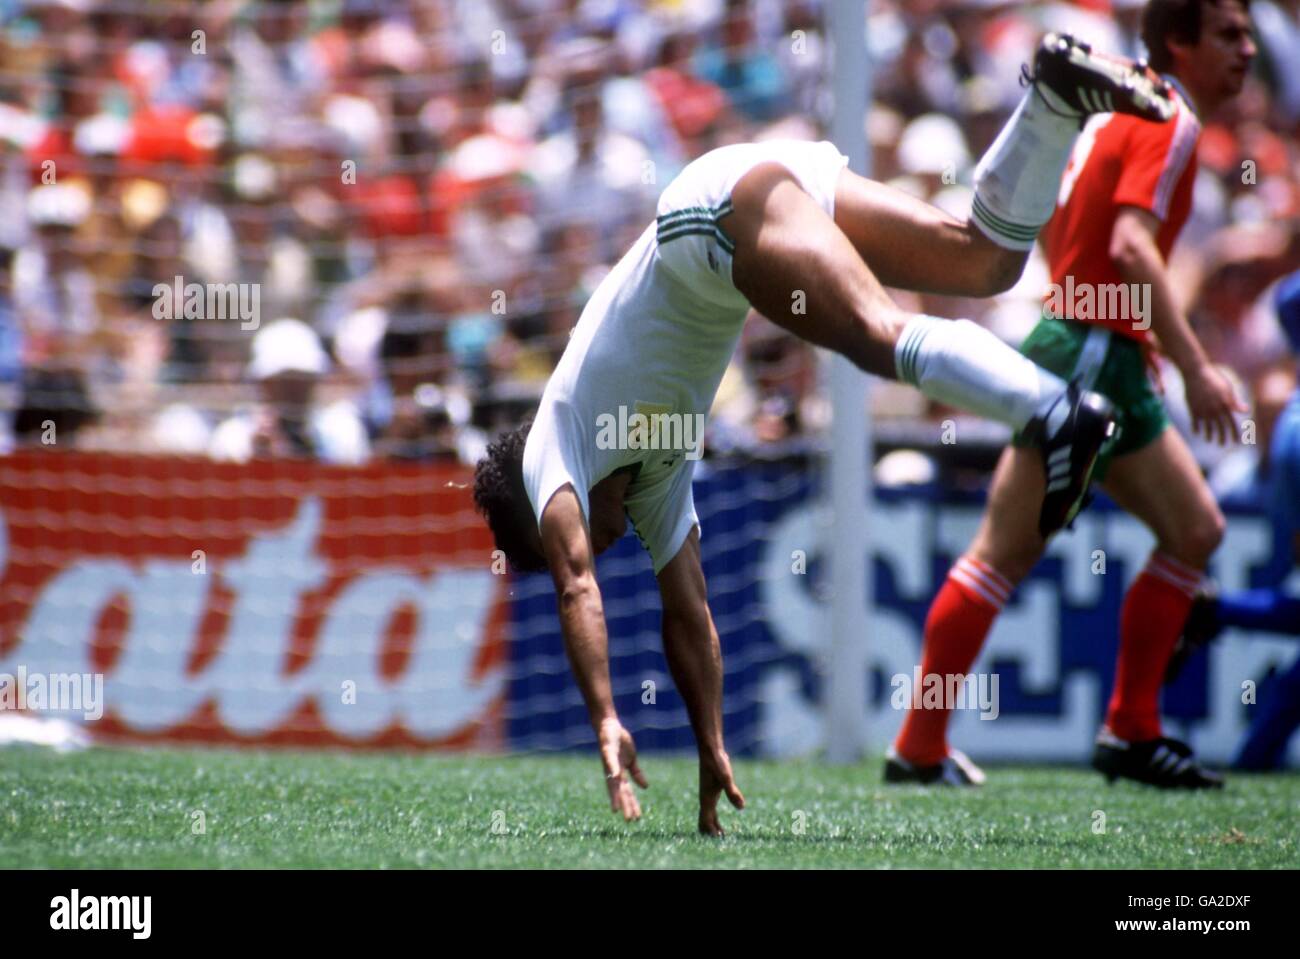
[523,139,848,572]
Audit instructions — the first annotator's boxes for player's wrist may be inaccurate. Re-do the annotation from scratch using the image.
[698,740,728,765]
[1179,356,1217,385]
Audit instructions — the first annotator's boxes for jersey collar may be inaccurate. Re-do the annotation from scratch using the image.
[1162,73,1199,118]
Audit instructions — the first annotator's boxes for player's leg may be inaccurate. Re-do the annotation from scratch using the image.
[1164,584,1300,685]
[890,312,1135,781]
[725,162,1054,420]
[968,32,1174,251]
[889,446,1047,781]
[832,171,1029,298]
[1197,590,1300,636]
[1092,426,1226,787]
[725,162,912,376]
[832,33,1176,297]
[723,162,1114,535]
[1233,655,1300,770]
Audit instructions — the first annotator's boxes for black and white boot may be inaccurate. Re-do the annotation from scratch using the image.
[1092,728,1225,790]
[883,746,987,787]
[1022,379,1117,538]
[1025,32,1177,125]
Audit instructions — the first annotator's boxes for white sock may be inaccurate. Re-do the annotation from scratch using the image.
[894,315,1065,430]
[971,87,1082,251]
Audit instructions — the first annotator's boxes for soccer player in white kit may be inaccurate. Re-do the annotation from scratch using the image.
[475,35,1174,834]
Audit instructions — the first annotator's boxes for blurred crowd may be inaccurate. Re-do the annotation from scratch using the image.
[0,0,1298,482]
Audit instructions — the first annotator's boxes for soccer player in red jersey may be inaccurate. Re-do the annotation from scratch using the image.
[889,0,1257,788]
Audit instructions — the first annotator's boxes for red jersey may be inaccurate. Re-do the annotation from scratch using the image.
[1040,87,1201,343]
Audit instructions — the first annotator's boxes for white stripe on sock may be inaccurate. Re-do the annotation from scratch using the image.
[900,316,1067,431]
[973,87,1081,249]
[1146,553,1202,596]
[955,557,1011,605]
[950,566,1006,610]
[964,557,1014,595]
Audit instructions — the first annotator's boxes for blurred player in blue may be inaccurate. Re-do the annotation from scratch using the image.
[1166,269,1300,769]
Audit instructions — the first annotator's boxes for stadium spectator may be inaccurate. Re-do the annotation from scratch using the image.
[643,27,730,153]
[711,312,826,453]
[1251,0,1300,122]
[0,0,1293,470]
[528,38,656,255]
[15,183,97,339]
[209,317,368,463]
[0,246,22,388]
[695,0,791,123]
[12,364,97,448]
[363,277,484,464]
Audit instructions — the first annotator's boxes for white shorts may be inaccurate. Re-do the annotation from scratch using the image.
[653,139,849,310]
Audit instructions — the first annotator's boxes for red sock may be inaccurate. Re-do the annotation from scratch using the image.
[894,555,1010,766]
[1104,552,1201,742]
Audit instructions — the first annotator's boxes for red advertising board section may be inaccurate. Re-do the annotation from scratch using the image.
[0,452,508,749]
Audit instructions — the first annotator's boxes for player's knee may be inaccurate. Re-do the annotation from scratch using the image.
[967,230,1027,296]
[993,551,1038,586]
[969,541,1037,587]
[1192,509,1226,561]
[978,248,1027,297]
[858,309,908,373]
[1169,509,1226,567]
[987,253,1026,296]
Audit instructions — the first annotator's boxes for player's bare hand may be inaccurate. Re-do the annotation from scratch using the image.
[1184,363,1245,447]
[597,718,648,822]
[698,749,745,836]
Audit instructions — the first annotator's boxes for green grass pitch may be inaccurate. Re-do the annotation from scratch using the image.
[2,746,1296,868]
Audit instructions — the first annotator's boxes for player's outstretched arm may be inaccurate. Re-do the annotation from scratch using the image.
[1111,206,1245,445]
[656,528,745,836]
[540,485,648,822]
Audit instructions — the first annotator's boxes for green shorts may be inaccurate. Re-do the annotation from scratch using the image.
[1012,316,1168,480]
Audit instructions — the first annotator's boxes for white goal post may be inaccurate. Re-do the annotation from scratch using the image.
[825,0,872,764]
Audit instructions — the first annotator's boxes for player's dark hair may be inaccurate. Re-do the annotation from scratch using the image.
[1142,0,1251,73]
[473,421,548,573]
